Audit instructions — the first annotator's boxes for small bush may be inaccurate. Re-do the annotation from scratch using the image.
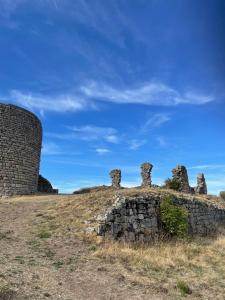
[177,280,192,296]
[219,191,225,201]
[37,229,51,239]
[160,195,188,239]
[164,178,180,191]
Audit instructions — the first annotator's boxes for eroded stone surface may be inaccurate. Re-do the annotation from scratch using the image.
[0,104,42,197]
[98,193,225,242]
[141,163,153,188]
[195,173,207,195]
[172,165,191,193]
[110,169,121,189]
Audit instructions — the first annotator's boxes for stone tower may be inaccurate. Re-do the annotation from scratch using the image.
[141,162,153,188]
[0,104,42,197]
[172,165,191,193]
[195,173,207,195]
[110,169,121,189]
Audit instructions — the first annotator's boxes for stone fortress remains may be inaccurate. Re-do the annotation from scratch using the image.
[98,163,225,242]
[1,103,225,243]
[0,104,42,197]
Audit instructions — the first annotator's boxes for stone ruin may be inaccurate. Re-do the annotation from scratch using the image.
[108,163,208,196]
[195,173,207,195]
[98,192,225,242]
[141,162,153,188]
[110,169,121,189]
[172,165,192,193]
[0,104,42,197]
[38,175,58,194]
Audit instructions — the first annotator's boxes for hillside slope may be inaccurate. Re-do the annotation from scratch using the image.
[0,189,225,299]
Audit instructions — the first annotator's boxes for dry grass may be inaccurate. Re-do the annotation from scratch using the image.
[94,236,225,298]
[4,188,225,299]
[31,188,225,299]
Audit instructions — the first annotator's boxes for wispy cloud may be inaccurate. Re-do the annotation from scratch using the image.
[141,113,171,132]
[95,148,111,155]
[81,81,215,106]
[129,139,146,150]
[70,125,119,143]
[42,142,61,155]
[189,164,225,170]
[8,90,95,114]
[46,125,119,144]
[3,79,215,115]
[42,141,80,156]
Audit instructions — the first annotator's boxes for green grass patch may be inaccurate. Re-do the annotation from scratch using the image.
[36,228,52,239]
[160,195,188,239]
[164,178,180,191]
[53,260,64,269]
[177,280,192,296]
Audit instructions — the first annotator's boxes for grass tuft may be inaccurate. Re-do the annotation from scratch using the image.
[177,280,192,296]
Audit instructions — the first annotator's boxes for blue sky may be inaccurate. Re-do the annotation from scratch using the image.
[0,0,225,194]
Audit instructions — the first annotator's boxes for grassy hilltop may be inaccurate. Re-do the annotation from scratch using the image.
[0,189,225,299]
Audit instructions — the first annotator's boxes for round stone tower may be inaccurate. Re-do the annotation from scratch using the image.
[0,104,42,197]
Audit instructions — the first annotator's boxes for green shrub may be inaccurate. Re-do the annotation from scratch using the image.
[164,178,180,191]
[160,195,188,239]
[177,280,192,296]
[36,229,51,239]
[219,191,225,201]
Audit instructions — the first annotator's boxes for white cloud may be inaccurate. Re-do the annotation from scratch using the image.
[4,79,215,115]
[42,142,80,156]
[9,90,95,114]
[141,113,171,132]
[81,81,215,106]
[129,139,146,150]
[105,135,119,143]
[70,125,119,143]
[95,148,110,155]
[189,164,225,170]
[46,125,119,145]
[42,142,61,155]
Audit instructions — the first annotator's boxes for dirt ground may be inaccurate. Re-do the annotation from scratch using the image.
[0,196,159,300]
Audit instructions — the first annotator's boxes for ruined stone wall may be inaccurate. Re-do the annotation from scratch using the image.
[98,193,225,242]
[0,104,42,197]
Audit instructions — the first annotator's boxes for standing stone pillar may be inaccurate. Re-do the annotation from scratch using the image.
[110,169,121,189]
[195,173,207,195]
[172,165,191,193]
[141,162,153,188]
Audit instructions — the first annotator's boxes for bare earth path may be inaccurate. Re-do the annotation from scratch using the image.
[0,197,157,300]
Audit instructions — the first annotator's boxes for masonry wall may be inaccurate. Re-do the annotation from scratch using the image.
[97,193,225,242]
[0,104,42,197]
